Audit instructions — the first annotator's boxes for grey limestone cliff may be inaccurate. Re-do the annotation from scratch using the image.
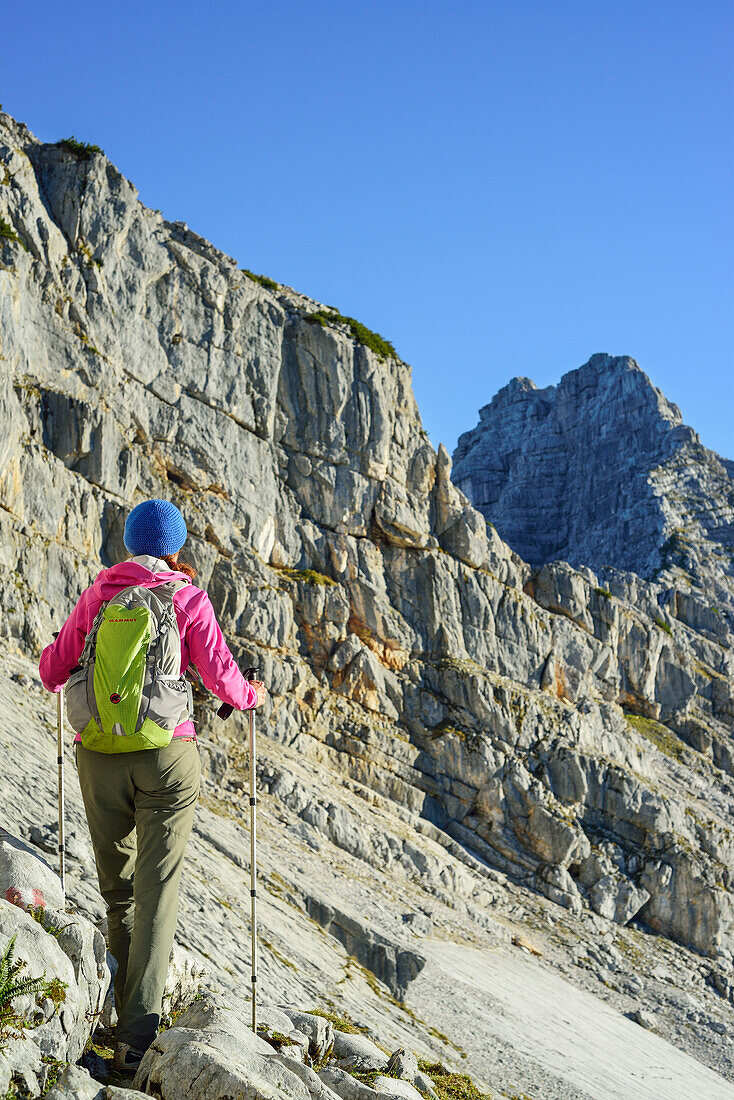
[2,111,734,1096]
[452,353,734,596]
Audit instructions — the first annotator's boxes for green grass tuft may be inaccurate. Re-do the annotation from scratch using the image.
[308,1008,369,1034]
[594,587,612,599]
[653,616,672,635]
[417,1059,492,1100]
[58,136,104,159]
[306,309,397,361]
[0,216,25,249]
[84,1037,114,1059]
[348,1066,401,1088]
[625,713,687,763]
[25,906,65,939]
[44,978,67,1010]
[276,566,337,586]
[242,269,279,291]
[257,1026,300,1050]
[40,1054,66,1093]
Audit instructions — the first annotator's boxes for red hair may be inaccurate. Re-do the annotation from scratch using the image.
[161,553,197,580]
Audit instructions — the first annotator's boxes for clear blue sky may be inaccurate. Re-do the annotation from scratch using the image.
[3,1,733,460]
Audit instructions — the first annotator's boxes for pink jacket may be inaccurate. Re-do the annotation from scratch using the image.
[39,557,258,740]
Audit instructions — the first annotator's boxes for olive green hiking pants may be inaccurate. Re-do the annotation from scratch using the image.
[75,739,201,1051]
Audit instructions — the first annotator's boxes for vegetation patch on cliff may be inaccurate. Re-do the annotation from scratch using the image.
[306,309,397,361]
[625,713,687,763]
[429,718,485,754]
[276,566,337,586]
[58,136,104,159]
[242,269,279,291]
[0,216,25,249]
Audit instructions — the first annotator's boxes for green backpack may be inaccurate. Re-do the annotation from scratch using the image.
[66,581,193,753]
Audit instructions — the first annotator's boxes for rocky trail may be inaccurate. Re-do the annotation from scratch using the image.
[3,652,734,1098]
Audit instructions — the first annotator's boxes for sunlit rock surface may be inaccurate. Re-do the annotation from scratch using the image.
[2,110,734,1096]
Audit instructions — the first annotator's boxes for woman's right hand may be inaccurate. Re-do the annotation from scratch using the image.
[250,680,268,708]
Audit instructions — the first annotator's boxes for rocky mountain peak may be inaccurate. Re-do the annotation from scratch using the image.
[453,354,731,593]
[478,353,688,441]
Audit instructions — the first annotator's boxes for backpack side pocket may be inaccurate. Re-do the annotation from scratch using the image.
[66,667,94,735]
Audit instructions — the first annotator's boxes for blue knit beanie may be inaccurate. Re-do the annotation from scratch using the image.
[123,499,187,558]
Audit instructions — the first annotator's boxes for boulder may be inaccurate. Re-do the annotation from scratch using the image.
[332,1030,388,1072]
[0,898,108,1095]
[38,908,110,1041]
[0,1029,43,1098]
[373,1078,424,1100]
[414,1071,439,1098]
[269,1050,344,1100]
[384,1048,418,1081]
[319,1064,380,1100]
[0,827,65,911]
[160,942,208,1026]
[276,1008,335,1064]
[134,990,331,1099]
[535,865,583,915]
[630,1008,657,1030]
[588,873,650,925]
[45,1062,148,1098]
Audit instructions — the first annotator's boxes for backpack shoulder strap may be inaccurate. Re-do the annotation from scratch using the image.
[150,578,189,599]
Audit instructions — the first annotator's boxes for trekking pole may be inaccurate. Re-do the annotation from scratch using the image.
[57,686,66,905]
[217,667,260,1032]
[246,667,259,1033]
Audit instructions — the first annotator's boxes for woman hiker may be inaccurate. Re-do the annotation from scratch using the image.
[39,498,267,1071]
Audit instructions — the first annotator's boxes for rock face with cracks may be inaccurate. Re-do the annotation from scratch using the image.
[453,353,734,588]
[2,109,734,1097]
[2,107,734,960]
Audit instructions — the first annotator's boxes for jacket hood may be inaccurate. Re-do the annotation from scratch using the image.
[92,555,192,601]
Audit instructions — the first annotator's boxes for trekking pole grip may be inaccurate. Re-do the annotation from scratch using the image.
[217,666,259,720]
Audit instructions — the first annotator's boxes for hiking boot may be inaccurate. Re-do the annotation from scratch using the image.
[113,1042,145,1072]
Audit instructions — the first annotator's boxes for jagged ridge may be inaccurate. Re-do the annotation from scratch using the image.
[452,353,734,598]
